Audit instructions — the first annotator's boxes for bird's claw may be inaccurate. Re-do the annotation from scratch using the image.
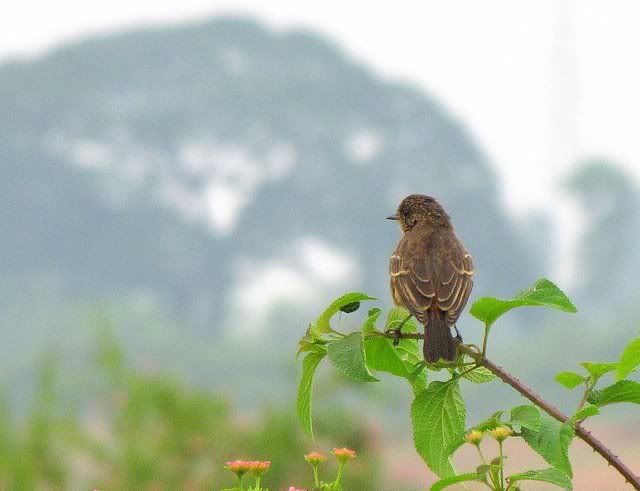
[454,325,463,343]
[384,328,403,346]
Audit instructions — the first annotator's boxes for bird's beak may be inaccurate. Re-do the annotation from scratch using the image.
[386,214,398,220]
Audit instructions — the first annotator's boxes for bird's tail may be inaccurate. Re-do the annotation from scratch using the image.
[424,310,457,362]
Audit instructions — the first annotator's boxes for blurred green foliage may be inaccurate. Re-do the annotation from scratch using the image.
[0,330,382,490]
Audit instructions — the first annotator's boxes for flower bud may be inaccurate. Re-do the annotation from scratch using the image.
[333,447,356,463]
[247,460,271,476]
[490,426,513,442]
[224,460,251,477]
[464,429,484,446]
[304,452,327,465]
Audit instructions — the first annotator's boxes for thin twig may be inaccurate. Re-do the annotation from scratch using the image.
[372,331,423,340]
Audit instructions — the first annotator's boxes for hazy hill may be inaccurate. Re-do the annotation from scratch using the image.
[0,18,545,388]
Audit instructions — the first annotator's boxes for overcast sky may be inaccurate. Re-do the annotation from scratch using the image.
[3,0,640,281]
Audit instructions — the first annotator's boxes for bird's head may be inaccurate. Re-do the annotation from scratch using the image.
[387,194,451,232]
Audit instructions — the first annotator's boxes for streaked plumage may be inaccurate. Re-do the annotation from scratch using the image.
[388,195,474,362]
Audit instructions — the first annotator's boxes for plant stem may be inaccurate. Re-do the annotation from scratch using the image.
[477,446,498,490]
[482,324,490,357]
[576,378,594,414]
[334,462,345,486]
[255,476,261,490]
[313,464,320,487]
[498,441,505,491]
[236,475,244,491]
[476,445,487,465]
[457,344,640,490]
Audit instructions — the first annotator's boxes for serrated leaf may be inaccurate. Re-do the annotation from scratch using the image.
[580,362,617,379]
[555,371,585,389]
[296,350,326,438]
[507,468,573,490]
[411,380,466,477]
[617,337,640,381]
[587,380,640,407]
[510,405,541,431]
[469,278,576,327]
[521,413,574,477]
[573,404,599,421]
[430,472,481,491]
[364,337,410,379]
[327,332,379,382]
[316,292,377,333]
[461,366,496,383]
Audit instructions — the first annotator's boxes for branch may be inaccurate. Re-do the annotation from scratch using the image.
[374,330,640,488]
[458,344,640,490]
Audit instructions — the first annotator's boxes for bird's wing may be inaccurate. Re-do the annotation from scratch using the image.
[389,234,435,324]
[390,228,473,325]
[439,248,474,325]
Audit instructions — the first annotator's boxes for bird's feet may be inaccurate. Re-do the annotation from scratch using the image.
[385,313,413,346]
[453,325,463,343]
[387,327,403,346]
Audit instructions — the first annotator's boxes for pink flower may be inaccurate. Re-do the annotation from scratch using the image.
[333,447,356,463]
[288,487,307,491]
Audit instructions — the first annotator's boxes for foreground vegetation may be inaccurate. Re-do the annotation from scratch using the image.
[0,331,380,489]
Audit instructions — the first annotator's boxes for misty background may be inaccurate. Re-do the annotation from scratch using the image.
[1,2,640,489]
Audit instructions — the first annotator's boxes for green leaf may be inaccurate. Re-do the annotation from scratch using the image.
[430,473,481,491]
[327,332,379,382]
[507,468,573,490]
[461,366,496,383]
[316,292,377,333]
[296,350,326,438]
[407,363,427,395]
[587,380,640,407]
[580,362,617,379]
[617,337,640,381]
[297,337,327,356]
[555,371,585,389]
[510,405,541,431]
[474,410,505,431]
[469,278,577,327]
[361,308,381,334]
[521,413,574,477]
[386,306,422,361]
[364,335,410,379]
[386,306,418,332]
[365,339,410,378]
[573,404,599,421]
[411,380,465,477]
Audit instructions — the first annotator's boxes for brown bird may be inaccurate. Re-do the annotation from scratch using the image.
[388,195,474,362]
